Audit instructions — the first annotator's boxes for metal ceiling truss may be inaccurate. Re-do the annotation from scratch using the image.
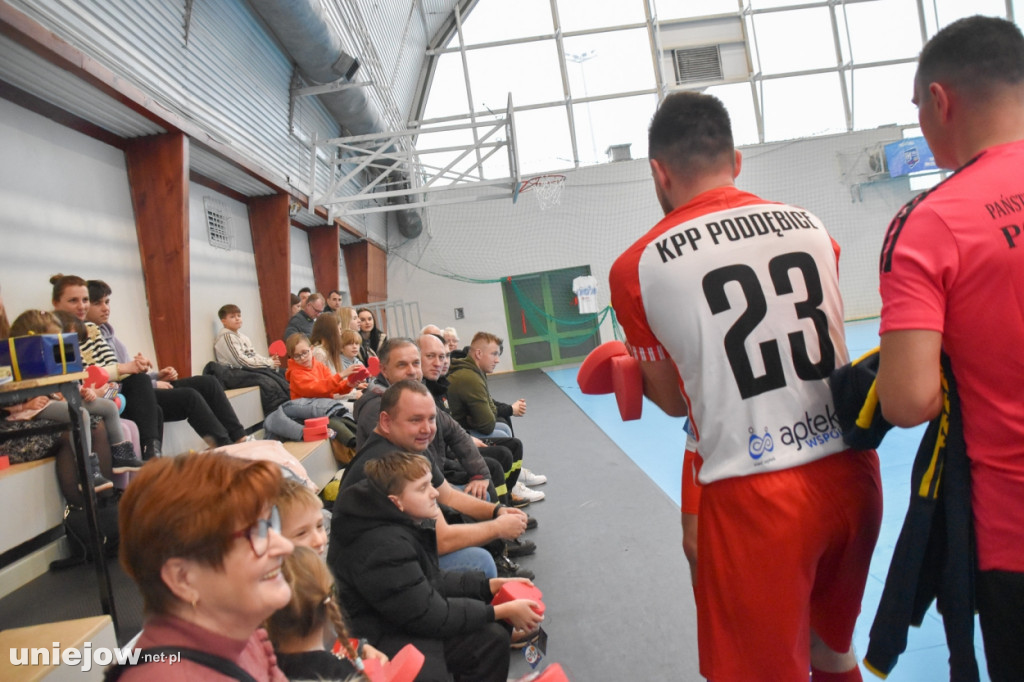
[309,94,520,219]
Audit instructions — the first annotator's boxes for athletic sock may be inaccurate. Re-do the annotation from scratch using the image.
[811,666,862,682]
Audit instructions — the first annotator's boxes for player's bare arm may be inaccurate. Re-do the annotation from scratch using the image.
[640,358,688,417]
[877,329,943,427]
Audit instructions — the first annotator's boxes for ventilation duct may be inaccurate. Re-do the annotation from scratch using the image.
[248,0,422,238]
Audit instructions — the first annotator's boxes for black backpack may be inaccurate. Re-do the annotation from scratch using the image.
[49,495,120,570]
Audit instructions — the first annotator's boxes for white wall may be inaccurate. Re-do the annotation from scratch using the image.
[0,98,154,362]
[289,227,315,297]
[1,100,332,373]
[386,126,924,363]
[187,184,270,375]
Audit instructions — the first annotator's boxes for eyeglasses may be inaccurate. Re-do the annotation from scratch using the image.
[230,506,281,557]
[294,349,312,359]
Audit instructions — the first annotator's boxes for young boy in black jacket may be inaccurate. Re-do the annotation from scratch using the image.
[332,451,543,682]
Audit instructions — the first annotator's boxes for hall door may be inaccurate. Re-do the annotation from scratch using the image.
[500,266,601,370]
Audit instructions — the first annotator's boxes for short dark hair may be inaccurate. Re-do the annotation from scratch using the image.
[380,379,430,416]
[298,287,312,295]
[86,279,112,302]
[378,337,415,366]
[916,16,1024,101]
[218,304,240,319]
[648,91,735,177]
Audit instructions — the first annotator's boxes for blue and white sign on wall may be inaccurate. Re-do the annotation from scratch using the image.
[884,136,937,178]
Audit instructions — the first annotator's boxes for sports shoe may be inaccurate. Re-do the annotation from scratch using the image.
[510,492,531,509]
[519,468,547,486]
[506,538,537,558]
[110,441,144,473]
[83,452,113,494]
[525,515,538,530]
[495,554,535,580]
[512,481,545,503]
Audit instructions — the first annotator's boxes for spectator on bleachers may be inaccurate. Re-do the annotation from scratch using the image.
[442,327,467,361]
[14,309,143,473]
[340,306,378,366]
[310,313,365,394]
[266,546,392,680]
[442,328,460,352]
[332,450,542,681]
[117,452,292,681]
[82,278,251,450]
[286,333,366,402]
[276,478,328,557]
[51,274,164,459]
[297,287,311,305]
[324,289,344,314]
[447,332,524,441]
[0,300,115,498]
[289,293,302,317]
[209,303,291,416]
[215,304,279,369]
[339,329,366,372]
[418,333,531,511]
[283,293,324,342]
[332,378,532,580]
[357,307,388,355]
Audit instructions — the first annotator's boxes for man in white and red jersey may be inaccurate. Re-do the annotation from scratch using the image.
[876,16,1024,680]
[609,91,882,682]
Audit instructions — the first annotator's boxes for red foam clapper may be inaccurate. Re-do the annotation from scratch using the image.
[268,340,287,357]
[577,341,628,395]
[367,355,380,377]
[535,663,570,681]
[304,416,329,429]
[84,364,110,389]
[363,643,425,682]
[0,455,10,470]
[492,581,545,617]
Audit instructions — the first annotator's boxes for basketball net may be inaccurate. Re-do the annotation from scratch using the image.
[519,174,566,210]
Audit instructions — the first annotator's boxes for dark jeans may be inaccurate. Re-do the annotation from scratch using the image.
[157,375,246,445]
[977,568,1024,682]
[377,621,511,682]
[117,373,164,443]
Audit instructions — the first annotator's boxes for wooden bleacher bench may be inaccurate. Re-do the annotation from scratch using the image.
[281,439,337,490]
[0,385,266,597]
[161,386,264,455]
[0,614,116,681]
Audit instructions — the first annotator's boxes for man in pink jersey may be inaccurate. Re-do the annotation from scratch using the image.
[609,91,882,682]
[876,16,1024,680]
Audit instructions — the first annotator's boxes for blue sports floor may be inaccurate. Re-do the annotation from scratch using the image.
[544,318,991,682]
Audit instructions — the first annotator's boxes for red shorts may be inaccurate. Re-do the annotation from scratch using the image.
[695,449,882,682]
[681,447,703,515]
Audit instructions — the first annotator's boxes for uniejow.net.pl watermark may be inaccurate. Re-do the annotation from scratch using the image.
[9,642,179,672]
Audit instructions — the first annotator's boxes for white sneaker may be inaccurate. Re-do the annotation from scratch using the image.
[512,481,545,502]
[519,468,547,486]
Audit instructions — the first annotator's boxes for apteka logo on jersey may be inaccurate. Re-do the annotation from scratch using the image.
[780,405,842,452]
[748,405,843,459]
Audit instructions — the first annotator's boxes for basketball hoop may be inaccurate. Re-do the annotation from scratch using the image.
[517,174,566,210]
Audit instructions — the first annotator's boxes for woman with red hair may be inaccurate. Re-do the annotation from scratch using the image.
[118,452,294,680]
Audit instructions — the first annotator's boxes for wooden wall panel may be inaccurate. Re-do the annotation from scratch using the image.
[342,241,388,305]
[307,224,340,297]
[249,195,291,345]
[124,133,190,374]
